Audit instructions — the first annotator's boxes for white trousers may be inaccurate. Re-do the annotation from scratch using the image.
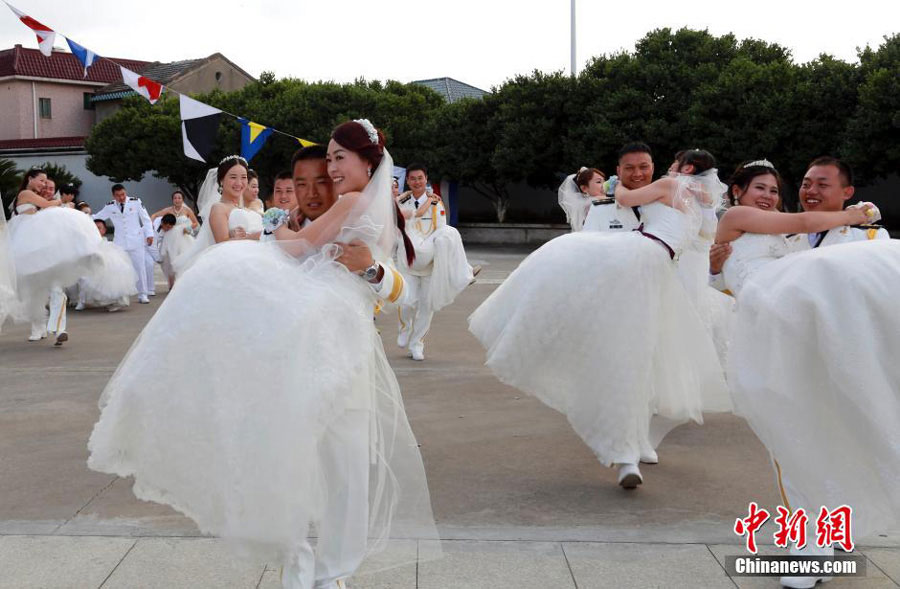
[125,247,149,297]
[28,287,67,336]
[282,410,369,589]
[398,274,433,355]
[145,249,156,294]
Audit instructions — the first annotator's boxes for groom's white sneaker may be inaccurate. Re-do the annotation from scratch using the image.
[617,463,643,489]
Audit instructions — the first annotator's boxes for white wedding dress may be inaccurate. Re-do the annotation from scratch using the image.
[159,216,196,281]
[401,202,473,312]
[77,239,138,306]
[726,235,900,539]
[88,154,438,574]
[8,204,102,295]
[470,184,730,466]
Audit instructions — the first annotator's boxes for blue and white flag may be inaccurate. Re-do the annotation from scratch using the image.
[65,38,98,78]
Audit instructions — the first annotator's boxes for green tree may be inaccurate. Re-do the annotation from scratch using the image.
[0,159,22,217]
[842,34,900,183]
[430,96,513,221]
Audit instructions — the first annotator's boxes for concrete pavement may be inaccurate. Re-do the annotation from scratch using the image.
[1,246,897,588]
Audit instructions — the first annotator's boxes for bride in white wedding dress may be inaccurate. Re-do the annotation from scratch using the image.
[88,120,439,589]
[715,159,899,564]
[470,149,730,489]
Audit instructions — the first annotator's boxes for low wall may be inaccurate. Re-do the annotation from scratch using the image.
[458,223,569,245]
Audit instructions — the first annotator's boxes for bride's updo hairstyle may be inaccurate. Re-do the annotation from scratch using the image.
[575,167,604,193]
[216,155,249,186]
[331,120,386,170]
[675,149,716,175]
[727,160,784,208]
[330,120,415,267]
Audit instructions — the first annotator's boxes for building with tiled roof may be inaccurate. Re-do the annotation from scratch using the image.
[0,44,148,84]
[412,77,489,103]
[91,53,254,122]
[0,44,149,142]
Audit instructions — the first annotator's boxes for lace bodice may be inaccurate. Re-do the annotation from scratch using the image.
[722,233,792,297]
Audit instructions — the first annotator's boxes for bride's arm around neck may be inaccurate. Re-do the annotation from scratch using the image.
[273,192,363,248]
[716,206,865,243]
[615,177,676,207]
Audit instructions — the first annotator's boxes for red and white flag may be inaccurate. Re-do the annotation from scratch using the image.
[5,2,55,56]
[120,66,164,104]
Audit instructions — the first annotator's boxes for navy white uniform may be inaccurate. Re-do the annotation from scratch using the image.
[582,196,641,233]
[785,223,890,250]
[93,196,154,299]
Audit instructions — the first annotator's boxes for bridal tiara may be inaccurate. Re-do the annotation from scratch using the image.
[354,119,379,145]
[743,159,775,169]
[219,155,248,166]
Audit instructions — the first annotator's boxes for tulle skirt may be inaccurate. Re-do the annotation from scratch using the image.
[88,240,438,565]
[728,240,900,539]
[404,225,472,312]
[160,226,196,280]
[79,240,138,305]
[469,231,729,466]
[8,208,101,297]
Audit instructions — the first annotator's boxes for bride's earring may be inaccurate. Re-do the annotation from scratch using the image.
[367,168,372,178]
[217,185,223,195]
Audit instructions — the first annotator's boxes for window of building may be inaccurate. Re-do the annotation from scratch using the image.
[39,97,51,118]
[83,92,95,110]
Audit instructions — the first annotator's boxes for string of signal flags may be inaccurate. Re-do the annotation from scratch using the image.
[3,1,318,163]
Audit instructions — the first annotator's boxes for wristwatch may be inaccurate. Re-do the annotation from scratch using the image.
[360,262,380,281]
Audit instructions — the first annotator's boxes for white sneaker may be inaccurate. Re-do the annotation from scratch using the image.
[28,326,47,341]
[779,575,832,588]
[617,463,643,489]
[138,295,150,304]
[75,301,85,311]
[411,349,425,361]
[639,449,659,464]
[148,291,156,296]
[397,331,410,349]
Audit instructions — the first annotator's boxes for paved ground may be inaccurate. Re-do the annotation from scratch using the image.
[1,246,897,588]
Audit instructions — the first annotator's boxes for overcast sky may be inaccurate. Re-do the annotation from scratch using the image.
[1,0,897,90]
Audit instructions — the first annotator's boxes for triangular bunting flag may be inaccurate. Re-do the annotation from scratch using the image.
[239,119,273,162]
[5,2,55,56]
[296,138,317,147]
[180,95,222,163]
[66,39,98,78]
[120,66,164,104]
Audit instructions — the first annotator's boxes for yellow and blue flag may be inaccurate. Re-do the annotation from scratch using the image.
[240,119,273,162]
